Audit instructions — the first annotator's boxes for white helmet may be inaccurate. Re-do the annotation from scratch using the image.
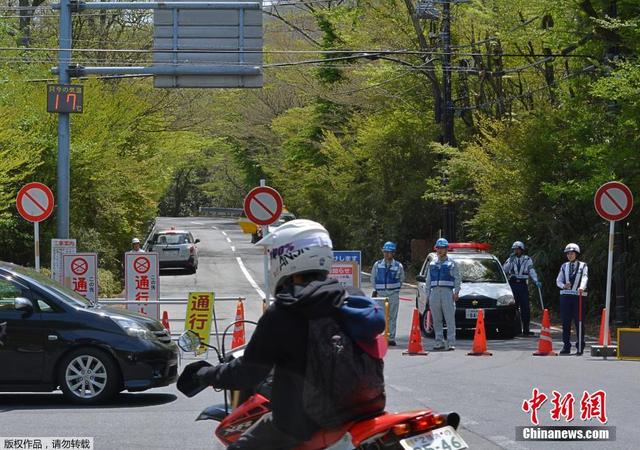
[564,243,580,254]
[132,238,140,244]
[512,241,525,250]
[256,219,333,296]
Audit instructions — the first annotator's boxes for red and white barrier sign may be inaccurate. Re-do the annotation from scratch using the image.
[62,253,98,303]
[243,186,283,226]
[125,252,160,319]
[16,182,54,223]
[595,181,633,222]
[329,261,360,288]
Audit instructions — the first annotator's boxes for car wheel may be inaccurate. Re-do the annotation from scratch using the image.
[58,347,120,405]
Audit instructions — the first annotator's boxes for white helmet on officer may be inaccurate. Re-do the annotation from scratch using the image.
[512,241,525,251]
[564,243,580,254]
[256,219,333,296]
[132,238,141,244]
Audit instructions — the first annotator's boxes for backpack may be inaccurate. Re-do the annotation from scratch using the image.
[302,296,386,428]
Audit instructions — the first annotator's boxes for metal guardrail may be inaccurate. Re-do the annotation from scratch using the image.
[198,206,244,218]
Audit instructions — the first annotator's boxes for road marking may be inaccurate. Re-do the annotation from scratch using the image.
[236,257,266,299]
[231,246,236,252]
[221,231,227,236]
[211,226,218,230]
[190,221,205,225]
[388,384,413,393]
[226,237,232,243]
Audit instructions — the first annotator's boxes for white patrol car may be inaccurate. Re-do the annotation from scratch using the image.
[147,228,200,273]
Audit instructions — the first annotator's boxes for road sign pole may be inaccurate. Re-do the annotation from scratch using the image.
[603,219,615,349]
[57,0,72,239]
[260,179,270,302]
[34,221,40,272]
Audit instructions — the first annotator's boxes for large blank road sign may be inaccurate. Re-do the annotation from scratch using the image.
[153,0,263,88]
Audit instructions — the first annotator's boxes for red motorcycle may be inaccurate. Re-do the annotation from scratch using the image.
[177,330,468,450]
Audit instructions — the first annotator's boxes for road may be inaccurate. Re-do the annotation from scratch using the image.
[1,216,638,450]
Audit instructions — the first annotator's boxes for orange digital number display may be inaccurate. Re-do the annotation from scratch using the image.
[46,84,84,113]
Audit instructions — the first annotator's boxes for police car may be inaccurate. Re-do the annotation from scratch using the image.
[415,243,520,339]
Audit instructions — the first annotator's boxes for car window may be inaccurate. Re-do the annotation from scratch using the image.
[0,279,22,311]
[157,233,190,245]
[36,297,57,313]
[455,258,506,283]
[7,265,92,308]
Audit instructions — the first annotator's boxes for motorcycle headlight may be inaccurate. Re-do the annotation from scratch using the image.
[497,295,516,306]
[112,317,157,340]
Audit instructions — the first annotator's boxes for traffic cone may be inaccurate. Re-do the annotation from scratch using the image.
[467,309,492,356]
[161,311,171,332]
[231,300,246,349]
[403,309,429,356]
[598,308,613,345]
[533,309,557,356]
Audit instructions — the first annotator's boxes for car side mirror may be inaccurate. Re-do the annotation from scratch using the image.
[15,297,34,316]
[195,239,200,244]
[416,275,426,282]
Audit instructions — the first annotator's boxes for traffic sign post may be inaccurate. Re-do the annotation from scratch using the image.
[592,181,634,358]
[16,182,55,272]
[125,252,160,319]
[62,253,98,303]
[244,180,284,302]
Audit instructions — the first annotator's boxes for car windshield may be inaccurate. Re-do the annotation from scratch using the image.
[9,264,93,308]
[155,233,189,245]
[454,258,506,283]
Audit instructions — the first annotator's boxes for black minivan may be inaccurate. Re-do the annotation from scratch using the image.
[0,261,178,404]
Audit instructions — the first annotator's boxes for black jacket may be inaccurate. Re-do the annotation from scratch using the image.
[198,279,354,440]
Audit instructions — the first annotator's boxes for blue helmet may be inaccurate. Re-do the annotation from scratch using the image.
[435,238,449,248]
[382,241,396,252]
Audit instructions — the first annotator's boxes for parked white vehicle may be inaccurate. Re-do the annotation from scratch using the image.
[147,229,200,273]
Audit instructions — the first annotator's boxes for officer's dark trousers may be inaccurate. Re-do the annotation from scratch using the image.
[227,412,302,450]
[560,294,586,351]
[509,280,530,333]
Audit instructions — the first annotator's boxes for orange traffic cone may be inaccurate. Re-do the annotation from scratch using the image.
[467,309,492,356]
[403,309,429,356]
[231,300,246,349]
[598,308,613,345]
[161,311,171,332]
[533,309,557,356]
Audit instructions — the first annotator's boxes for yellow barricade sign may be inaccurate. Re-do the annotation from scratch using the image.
[184,292,215,354]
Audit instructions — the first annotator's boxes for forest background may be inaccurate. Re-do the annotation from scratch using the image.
[0,0,638,323]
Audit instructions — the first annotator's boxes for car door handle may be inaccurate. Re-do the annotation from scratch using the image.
[48,334,59,341]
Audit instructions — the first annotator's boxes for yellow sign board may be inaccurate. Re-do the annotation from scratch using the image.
[184,292,215,353]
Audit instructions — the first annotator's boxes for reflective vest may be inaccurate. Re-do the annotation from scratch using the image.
[559,261,587,297]
[374,260,402,290]
[429,258,455,288]
[507,255,533,280]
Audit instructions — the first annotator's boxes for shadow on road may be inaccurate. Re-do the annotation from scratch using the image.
[160,268,193,277]
[0,392,177,412]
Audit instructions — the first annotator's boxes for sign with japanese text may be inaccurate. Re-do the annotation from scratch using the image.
[333,250,362,287]
[47,84,84,113]
[184,292,215,354]
[51,239,77,284]
[329,261,360,288]
[62,253,98,303]
[125,252,160,319]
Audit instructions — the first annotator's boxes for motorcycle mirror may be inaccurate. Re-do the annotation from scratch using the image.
[178,330,201,352]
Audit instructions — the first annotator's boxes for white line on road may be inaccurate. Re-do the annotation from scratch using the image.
[212,226,218,230]
[231,246,236,252]
[190,221,205,225]
[226,237,232,243]
[221,231,227,236]
[236,257,265,300]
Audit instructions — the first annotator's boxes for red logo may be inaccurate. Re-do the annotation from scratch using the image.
[70,258,88,276]
[134,256,150,274]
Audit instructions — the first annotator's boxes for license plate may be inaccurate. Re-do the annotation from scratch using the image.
[400,426,468,450]
[465,309,479,319]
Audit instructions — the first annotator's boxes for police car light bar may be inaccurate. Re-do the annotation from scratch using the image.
[446,242,492,252]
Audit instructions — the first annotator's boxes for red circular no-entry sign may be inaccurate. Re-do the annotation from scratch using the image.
[595,182,633,222]
[16,182,54,223]
[243,186,283,226]
[134,256,151,274]
[71,257,89,276]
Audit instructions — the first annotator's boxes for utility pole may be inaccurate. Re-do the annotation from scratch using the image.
[441,0,456,241]
[57,0,72,239]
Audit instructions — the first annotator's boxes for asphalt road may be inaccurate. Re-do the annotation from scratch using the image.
[1,216,638,450]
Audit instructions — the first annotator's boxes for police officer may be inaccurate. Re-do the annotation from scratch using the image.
[556,243,588,355]
[371,241,405,346]
[131,238,145,252]
[503,241,541,336]
[423,238,461,351]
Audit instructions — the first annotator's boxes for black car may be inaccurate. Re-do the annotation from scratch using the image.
[0,262,178,404]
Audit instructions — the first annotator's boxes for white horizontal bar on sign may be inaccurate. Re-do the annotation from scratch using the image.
[153,37,263,50]
[154,25,263,39]
[154,10,262,26]
[98,297,245,304]
[153,74,263,88]
[152,52,263,64]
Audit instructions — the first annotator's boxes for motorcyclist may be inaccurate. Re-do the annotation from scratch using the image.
[185,219,386,449]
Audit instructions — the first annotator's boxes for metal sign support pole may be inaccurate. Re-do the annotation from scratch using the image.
[603,220,615,350]
[260,179,271,302]
[56,0,72,239]
[34,221,40,272]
